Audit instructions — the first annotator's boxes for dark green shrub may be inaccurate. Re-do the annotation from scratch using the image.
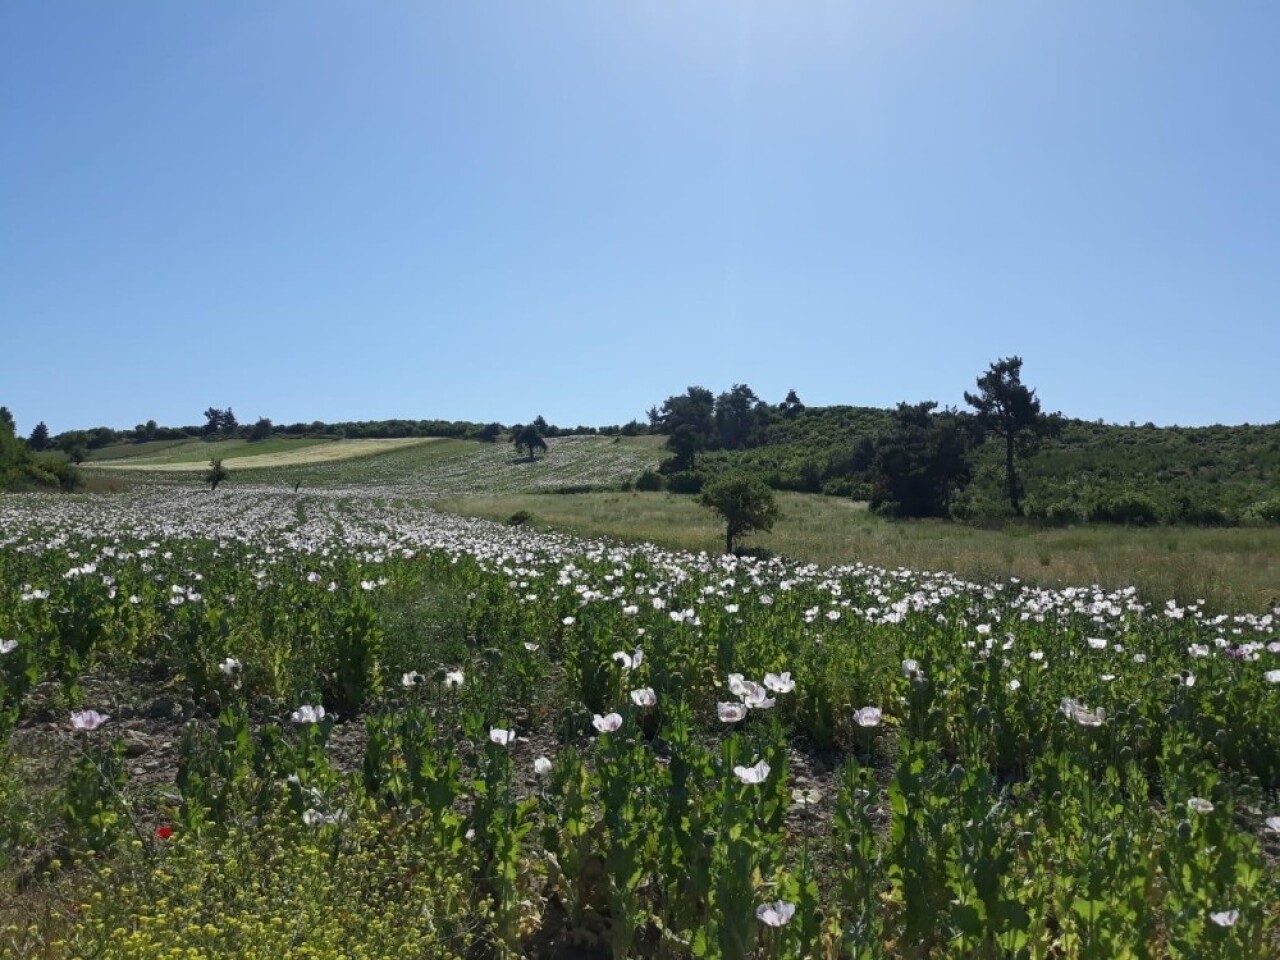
[505,510,534,527]
[1088,493,1161,526]
[1041,500,1082,527]
[634,471,664,492]
[665,470,705,495]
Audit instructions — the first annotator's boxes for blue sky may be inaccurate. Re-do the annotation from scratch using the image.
[3,2,1278,436]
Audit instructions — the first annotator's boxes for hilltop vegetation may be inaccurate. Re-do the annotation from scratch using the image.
[13,358,1280,527]
[0,408,78,492]
[641,366,1280,527]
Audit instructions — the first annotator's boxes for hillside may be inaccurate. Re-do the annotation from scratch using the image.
[84,434,666,495]
[687,407,1280,526]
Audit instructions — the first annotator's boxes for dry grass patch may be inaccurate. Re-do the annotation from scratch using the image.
[94,438,439,472]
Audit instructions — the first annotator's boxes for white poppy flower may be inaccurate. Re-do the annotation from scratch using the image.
[733,759,771,784]
[291,704,325,724]
[592,712,623,733]
[489,727,517,746]
[739,684,775,710]
[854,706,882,728]
[630,687,657,707]
[1209,909,1238,928]
[70,710,110,731]
[1072,705,1105,727]
[533,756,553,776]
[717,702,748,723]
[756,900,796,927]
[763,672,795,693]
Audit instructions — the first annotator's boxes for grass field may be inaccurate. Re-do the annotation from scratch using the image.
[437,490,1280,612]
[90,437,433,471]
[229,433,667,491]
[83,438,202,461]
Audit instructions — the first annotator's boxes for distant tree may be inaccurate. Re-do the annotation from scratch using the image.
[512,423,547,460]
[698,473,780,554]
[221,408,238,437]
[869,402,971,518]
[663,424,701,472]
[67,442,87,465]
[714,383,766,450]
[202,407,223,438]
[964,356,1045,515]
[0,407,13,431]
[206,458,229,492]
[533,415,549,434]
[477,422,503,443]
[249,417,273,441]
[780,389,806,419]
[649,386,717,444]
[27,422,50,451]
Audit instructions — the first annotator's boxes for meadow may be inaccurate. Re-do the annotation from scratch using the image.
[1,476,1277,959]
[439,491,1280,614]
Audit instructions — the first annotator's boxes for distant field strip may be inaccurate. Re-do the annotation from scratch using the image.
[94,438,438,472]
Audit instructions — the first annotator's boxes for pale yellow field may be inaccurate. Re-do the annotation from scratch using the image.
[94,438,438,472]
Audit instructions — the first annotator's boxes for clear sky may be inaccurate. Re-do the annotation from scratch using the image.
[3,2,1278,436]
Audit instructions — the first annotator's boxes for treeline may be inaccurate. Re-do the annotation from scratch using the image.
[640,361,1280,527]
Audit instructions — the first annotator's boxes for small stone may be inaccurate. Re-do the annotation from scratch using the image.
[147,697,181,720]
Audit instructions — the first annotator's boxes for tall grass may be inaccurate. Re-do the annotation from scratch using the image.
[437,491,1280,612]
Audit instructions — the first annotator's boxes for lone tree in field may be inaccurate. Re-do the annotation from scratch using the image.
[964,356,1044,515]
[206,458,229,492]
[512,423,548,460]
[698,473,780,554]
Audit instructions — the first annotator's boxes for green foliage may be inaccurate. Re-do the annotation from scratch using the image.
[205,458,229,491]
[248,416,272,441]
[666,469,705,494]
[634,469,665,492]
[698,473,781,553]
[869,402,971,518]
[964,356,1048,514]
[511,423,548,460]
[27,421,50,451]
[0,412,80,491]
[3,503,1280,955]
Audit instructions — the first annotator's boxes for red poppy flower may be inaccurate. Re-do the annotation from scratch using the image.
[154,825,174,840]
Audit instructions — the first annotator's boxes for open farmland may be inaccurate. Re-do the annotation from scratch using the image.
[87,434,666,492]
[89,436,435,471]
[0,485,1277,959]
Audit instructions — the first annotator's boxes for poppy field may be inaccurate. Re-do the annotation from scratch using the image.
[1,487,1278,959]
